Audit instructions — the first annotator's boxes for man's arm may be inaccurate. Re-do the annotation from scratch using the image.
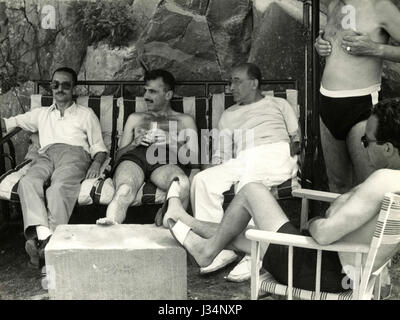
[206,115,233,170]
[308,169,400,245]
[115,114,149,163]
[2,109,40,133]
[341,1,400,62]
[85,110,108,179]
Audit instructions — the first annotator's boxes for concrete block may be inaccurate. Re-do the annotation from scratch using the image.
[45,224,187,300]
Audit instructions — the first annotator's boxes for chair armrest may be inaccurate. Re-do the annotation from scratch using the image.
[0,127,22,145]
[292,188,341,203]
[245,229,370,254]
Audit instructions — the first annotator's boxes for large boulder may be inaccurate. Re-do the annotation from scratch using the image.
[136,0,221,81]
[206,0,252,78]
[249,3,305,81]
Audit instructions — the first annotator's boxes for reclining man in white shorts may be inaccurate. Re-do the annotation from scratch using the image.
[190,63,300,281]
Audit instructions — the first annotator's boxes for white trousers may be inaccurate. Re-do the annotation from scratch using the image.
[191,142,298,222]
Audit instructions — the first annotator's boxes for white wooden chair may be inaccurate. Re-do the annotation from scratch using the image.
[245,190,400,300]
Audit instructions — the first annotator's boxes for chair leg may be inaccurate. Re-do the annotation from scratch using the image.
[300,198,309,231]
[374,274,382,300]
[251,241,260,300]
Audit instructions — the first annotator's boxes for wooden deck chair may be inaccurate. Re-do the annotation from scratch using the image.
[245,190,400,300]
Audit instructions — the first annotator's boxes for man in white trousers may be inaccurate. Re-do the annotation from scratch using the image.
[190,63,300,281]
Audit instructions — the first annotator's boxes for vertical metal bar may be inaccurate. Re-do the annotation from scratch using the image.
[288,246,294,300]
[311,0,320,190]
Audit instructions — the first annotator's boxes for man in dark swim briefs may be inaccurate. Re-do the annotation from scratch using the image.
[315,0,400,193]
[97,69,198,225]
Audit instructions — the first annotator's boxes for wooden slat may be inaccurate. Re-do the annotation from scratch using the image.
[288,246,293,300]
[353,252,363,299]
[245,229,370,253]
[292,188,340,202]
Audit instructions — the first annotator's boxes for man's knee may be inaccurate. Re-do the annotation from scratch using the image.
[46,181,80,198]
[238,182,266,200]
[19,175,46,189]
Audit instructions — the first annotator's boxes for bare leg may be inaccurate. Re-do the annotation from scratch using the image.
[346,120,375,185]
[97,161,144,225]
[320,119,353,193]
[150,164,190,209]
[168,182,289,267]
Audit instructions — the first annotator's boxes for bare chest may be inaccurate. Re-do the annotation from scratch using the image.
[134,113,183,135]
[324,1,383,43]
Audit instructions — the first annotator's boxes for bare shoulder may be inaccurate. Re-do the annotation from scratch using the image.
[361,169,400,194]
[125,113,146,127]
[375,0,400,16]
[175,112,197,128]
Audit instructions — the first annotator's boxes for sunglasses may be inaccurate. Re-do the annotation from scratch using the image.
[361,134,384,148]
[50,81,73,90]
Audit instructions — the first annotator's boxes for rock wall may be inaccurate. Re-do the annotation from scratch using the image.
[0,0,399,165]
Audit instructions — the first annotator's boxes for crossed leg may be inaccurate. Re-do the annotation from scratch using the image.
[97,161,145,225]
[165,182,289,267]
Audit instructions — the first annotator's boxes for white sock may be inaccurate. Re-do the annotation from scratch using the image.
[36,225,53,241]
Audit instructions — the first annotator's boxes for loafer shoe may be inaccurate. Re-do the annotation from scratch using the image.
[199,250,238,275]
[225,255,261,282]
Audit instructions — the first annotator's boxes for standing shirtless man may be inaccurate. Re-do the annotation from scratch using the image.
[97,69,198,225]
[316,0,400,193]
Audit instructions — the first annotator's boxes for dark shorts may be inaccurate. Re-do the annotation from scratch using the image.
[113,145,191,179]
[320,92,381,140]
[262,222,348,293]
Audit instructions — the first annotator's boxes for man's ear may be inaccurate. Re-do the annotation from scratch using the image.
[165,90,173,100]
[253,79,259,90]
[385,142,395,156]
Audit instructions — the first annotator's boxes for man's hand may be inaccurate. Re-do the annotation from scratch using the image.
[315,30,332,57]
[341,31,381,56]
[132,129,153,147]
[86,161,102,179]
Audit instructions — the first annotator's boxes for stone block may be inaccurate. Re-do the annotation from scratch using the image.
[45,224,187,300]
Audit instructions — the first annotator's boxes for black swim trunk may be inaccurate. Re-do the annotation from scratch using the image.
[262,222,349,293]
[113,145,192,179]
[320,91,382,140]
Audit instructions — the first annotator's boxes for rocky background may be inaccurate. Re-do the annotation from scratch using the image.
[0,0,399,164]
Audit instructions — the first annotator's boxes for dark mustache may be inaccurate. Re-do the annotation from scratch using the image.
[145,99,153,103]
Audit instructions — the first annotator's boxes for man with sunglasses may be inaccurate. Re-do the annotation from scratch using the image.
[164,97,400,296]
[1,67,108,268]
[189,63,300,282]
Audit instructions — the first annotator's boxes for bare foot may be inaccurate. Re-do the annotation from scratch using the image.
[163,198,188,228]
[96,217,117,226]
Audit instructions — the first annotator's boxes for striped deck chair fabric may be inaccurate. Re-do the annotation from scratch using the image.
[0,95,115,206]
[116,96,208,205]
[210,89,301,205]
[248,192,400,300]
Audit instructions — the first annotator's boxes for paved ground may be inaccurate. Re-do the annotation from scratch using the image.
[1,205,399,300]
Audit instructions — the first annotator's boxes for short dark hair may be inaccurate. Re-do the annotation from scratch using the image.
[144,69,175,92]
[234,63,262,89]
[371,98,400,151]
[52,67,78,86]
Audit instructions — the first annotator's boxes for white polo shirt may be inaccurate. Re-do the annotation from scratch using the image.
[4,103,108,158]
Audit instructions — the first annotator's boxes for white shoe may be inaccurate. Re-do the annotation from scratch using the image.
[199,250,239,275]
[225,255,261,282]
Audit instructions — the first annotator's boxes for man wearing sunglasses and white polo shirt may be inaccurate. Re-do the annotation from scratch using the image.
[1,67,108,268]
